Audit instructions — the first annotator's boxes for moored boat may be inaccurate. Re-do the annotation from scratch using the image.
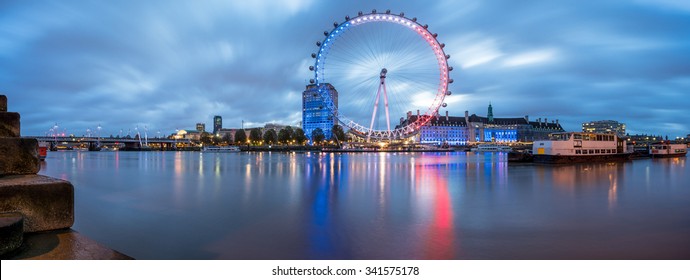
[532,132,632,164]
[649,142,687,158]
[471,143,513,152]
[508,150,533,162]
[203,146,240,152]
[38,142,48,161]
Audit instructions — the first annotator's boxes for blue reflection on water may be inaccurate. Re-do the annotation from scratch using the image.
[309,156,336,259]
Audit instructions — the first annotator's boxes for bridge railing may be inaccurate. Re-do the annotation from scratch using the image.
[26,136,193,144]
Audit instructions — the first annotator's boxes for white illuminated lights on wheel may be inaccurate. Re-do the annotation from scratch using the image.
[312,11,451,140]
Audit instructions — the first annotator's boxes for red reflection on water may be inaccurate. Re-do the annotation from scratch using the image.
[415,157,456,259]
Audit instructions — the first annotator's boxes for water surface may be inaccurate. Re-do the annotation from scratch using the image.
[39,151,690,259]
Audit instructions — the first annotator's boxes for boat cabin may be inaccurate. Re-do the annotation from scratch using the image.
[534,132,628,156]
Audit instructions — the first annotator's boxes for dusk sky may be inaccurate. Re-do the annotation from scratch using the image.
[2,0,689,138]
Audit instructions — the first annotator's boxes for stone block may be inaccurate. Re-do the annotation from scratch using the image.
[0,112,20,137]
[3,229,133,260]
[0,95,6,112]
[0,212,23,256]
[0,175,74,232]
[0,137,39,175]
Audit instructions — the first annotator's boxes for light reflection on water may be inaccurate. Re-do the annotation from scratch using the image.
[38,151,690,260]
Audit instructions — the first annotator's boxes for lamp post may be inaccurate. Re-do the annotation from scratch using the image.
[96,124,101,148]
[53,123,58,146]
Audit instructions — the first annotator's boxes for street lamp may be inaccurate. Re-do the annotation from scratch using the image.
[53,123,58,145]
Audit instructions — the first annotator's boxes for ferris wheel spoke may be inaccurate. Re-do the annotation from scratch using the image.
[313,11,451,140]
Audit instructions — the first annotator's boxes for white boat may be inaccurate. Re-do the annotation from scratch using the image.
[649,142,687,158]
[203,146,240,152]
[533,132,632,163]
[471,143,513,152]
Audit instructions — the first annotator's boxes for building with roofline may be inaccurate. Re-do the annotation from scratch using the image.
[397,104,565,145]
[582,120,626,137]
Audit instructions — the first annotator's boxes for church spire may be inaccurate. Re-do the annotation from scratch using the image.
[487,102,494,122]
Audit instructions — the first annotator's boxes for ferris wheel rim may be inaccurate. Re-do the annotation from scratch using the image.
[311,10,451,140]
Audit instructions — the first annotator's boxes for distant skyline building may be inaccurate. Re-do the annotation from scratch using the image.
[174,129,202,141]
[398,104,565,145]
[582,120,626,137]
[302,83,338,141]
[213,116,222,135]
[196,123,205,133]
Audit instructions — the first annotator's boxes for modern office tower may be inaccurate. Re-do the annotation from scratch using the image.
[213,116,222,135]
[582,120,626,137]
[302,83,338,141]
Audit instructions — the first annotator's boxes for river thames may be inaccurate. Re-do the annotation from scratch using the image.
[38,151,690,260]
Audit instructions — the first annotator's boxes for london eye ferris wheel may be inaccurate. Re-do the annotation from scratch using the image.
[309,9,453,141]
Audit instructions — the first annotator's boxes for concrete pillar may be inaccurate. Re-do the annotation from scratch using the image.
[0,112,20,137]
[0,212,23,255]
[0,95,7,112]
[0,94,7,112]
[0,138,40,175]
[0,176,74,232]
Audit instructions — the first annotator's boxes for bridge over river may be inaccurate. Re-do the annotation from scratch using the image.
[26,136,194,150]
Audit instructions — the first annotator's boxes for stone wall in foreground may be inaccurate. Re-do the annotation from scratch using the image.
[0,94,74,255]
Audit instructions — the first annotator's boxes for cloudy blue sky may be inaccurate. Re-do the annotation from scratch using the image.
[2,0,689,138]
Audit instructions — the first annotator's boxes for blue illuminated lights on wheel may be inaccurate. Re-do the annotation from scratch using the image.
[310,11,452,140]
